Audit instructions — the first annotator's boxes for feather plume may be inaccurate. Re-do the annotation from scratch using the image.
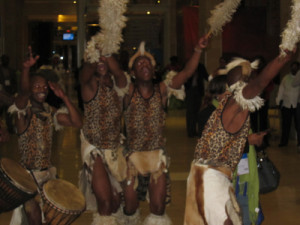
[279,0,300,57]
[207,0,241,36]
[140,41,146,55]
[84,0,128,63]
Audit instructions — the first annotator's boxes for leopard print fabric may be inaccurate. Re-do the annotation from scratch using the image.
[194,92,250,172]
[18,104,54,170]
[124,85,166,155]
[82,80,123,150]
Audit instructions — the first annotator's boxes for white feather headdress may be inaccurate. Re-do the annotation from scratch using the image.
[128,41,156,70]
[279,0,300,57]
[207,0,241,36]
[218,57,260,77]
[84,0,128,63]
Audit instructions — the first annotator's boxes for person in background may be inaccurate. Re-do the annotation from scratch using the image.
[164,56,182,73]
[250,56,273,148]
[39,54,66,108]
[185,62,209,137]
[198,75,227,138]
[50,54,67,92]
[0,54,17,133]
[291,67,300,152]
[276,61,300,148]
[0,54,17,95]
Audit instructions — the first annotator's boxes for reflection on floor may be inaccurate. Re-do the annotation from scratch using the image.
[1,109,300,225]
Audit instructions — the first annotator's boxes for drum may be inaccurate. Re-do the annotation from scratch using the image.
[41,179,86,225]
[0,158,37,213]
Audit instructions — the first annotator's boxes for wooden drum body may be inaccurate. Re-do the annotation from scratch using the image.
[0,158,37,213]
[41,179,86,225]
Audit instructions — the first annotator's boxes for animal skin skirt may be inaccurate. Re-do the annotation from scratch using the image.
[184,162,242,225]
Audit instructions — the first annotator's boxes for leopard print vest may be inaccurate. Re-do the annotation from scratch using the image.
[18,106,53,170]
[194,92,250,172]
[82,81,123,150]
[124,85,166,154]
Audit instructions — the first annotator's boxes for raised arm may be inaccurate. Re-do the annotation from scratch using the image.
[243,50,295,99]
[79,61,98,102]
[106,55,127,88]
[48,81,83,128]
[169,35,209,89]
[15,46,39,109]
[79,62,97,86]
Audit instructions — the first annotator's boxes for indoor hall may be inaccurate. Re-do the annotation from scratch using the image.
[1,108,300,224]
[1,0,300,224]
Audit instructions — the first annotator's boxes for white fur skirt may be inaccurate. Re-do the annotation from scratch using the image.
[184,162,242,225]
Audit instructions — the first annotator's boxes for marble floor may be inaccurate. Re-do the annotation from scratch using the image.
[0,109,300,225]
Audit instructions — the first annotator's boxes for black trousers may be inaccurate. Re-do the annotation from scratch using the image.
[186,87,202,137]
[280,105,300,146]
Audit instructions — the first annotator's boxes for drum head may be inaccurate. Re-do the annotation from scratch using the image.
[43,179,85,212]
[1,158,37,193]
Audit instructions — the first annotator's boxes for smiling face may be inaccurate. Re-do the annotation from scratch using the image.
[30,76,49,103]
[132,56,155,82]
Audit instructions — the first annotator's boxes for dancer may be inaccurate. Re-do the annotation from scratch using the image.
[184,49,295,225]
[79,53,129,225]
[198,75,265,225]
[8,46,82,225]
[122,35,209,225]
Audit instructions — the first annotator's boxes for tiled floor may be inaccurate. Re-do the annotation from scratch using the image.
[1,109,300,225]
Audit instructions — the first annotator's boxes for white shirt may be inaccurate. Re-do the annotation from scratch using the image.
[276,73,300,108]
[292,71,300,103]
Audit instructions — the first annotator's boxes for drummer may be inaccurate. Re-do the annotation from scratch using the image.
[8,46,82,224]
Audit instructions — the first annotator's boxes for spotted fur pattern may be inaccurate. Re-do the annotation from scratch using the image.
[124,85,166,154]
[18,105,53,170]
[194,92,250,171]
[83,81,123,150]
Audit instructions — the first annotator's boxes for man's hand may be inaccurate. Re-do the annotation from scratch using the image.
[196,35,209,50]
[48,81,66,100]
[23,46,40,69]
[248,131,268,147]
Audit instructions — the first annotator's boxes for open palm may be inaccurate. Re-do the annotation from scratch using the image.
[23,46,40,68]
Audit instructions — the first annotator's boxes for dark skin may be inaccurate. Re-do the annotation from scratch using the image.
[223,50,295,134]
[122,35,209,216]
[15,47,82,134]
[215,92,267,146]
[79,55,127,216]
[80,56,127,102]
[13,46,82,225]
[0,119,9,143]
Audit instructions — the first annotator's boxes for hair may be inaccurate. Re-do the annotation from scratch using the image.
[208,75,227,96]
[201,75,227,110]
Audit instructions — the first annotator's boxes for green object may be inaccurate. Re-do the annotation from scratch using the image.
[233,129,260,224]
